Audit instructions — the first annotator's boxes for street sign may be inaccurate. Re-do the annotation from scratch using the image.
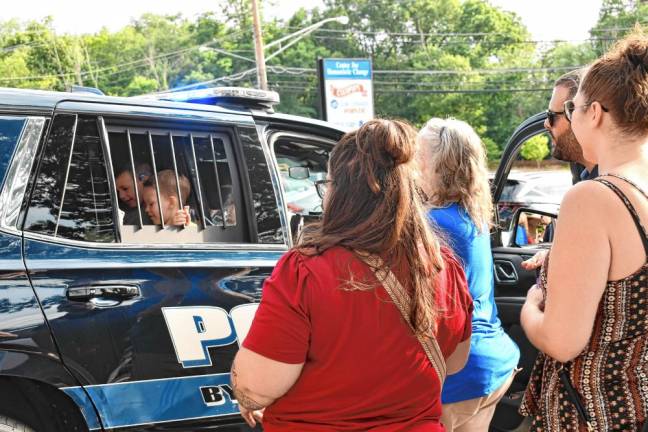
[318,58,374,130]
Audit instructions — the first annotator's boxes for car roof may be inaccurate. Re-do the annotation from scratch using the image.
[0,87,347,136]
[0,87,252,116]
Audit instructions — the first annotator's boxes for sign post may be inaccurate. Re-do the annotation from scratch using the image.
[317,58,374,130]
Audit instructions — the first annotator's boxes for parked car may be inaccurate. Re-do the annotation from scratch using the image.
[0,86,556,432]
[496,170,571,230]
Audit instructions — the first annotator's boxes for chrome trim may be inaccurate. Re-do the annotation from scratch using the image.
[98,116,122,242]
[0,117,46,231]
[210,135,226,227]
[23,230,288,252]
[126,129,144,228]
[148,131,165,229]
[168,132,183,209]
[54,115,78,237]
[189,133,207,228]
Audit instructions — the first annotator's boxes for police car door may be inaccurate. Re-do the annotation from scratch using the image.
[21,103,286,431]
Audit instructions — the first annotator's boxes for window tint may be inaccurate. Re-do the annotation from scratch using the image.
[107,125,248,244]
[0,117,26,188]
[237,126,284,244]
[24,115,116,242]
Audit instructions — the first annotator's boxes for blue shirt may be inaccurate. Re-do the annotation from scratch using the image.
[428,204,520,403]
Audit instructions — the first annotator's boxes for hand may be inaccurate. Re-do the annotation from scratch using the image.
[521,249,549,271]
[287,202,304,213]
[239,405,264,428]
[171,207,191,226]
[525,284,545,311]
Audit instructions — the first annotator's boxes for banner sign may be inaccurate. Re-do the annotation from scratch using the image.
[318,58,374,130]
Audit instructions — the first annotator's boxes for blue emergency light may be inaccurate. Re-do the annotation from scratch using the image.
[143,86,281,112]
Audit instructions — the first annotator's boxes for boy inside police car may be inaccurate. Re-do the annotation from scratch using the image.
[142,170,193,227]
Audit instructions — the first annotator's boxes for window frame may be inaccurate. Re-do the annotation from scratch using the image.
[22,114,118,243]
[0,116,46,235]
[266,130,336,246]
[21,107,288,251]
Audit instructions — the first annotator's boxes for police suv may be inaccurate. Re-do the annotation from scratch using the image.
[0,86,340,431]
[0,85,568,432]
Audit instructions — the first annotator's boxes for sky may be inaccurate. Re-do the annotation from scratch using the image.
[489,0,603,42]
[2,0,603,42]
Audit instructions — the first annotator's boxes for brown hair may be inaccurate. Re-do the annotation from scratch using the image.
[554,68,585,99]
[299,119,445,337]
[145,170,191,205]
[417,118,493,232]
[580,27,648,137]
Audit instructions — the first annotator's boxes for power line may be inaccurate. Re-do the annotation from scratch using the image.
[310,34,616,46]
[273,85,552,95]
[0,32,248,83]
[265,65,582,76]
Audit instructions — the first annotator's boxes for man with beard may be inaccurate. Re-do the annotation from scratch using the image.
[545,69,597,180]
[522,69,596,270]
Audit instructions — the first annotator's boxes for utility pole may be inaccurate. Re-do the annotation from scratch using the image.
[250,0,268,90]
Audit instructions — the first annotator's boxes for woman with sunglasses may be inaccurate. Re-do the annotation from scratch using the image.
[520,29,648,431]
[230,119,473,431]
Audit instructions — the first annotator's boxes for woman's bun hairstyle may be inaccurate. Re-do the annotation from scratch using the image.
[353,119,417,194]
[581,26,648,136]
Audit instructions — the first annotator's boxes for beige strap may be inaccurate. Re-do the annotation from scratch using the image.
[358,254,447,386]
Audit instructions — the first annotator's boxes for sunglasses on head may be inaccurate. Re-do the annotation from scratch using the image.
[546,109,566,127]
[563,100,610,123]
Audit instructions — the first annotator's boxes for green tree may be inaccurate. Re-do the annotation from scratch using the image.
[0,0,587,162]
[520,134,550,167]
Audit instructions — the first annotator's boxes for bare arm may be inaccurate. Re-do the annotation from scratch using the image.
[521,182,610,362]
[446,339,471,375]
[231,347,304,427]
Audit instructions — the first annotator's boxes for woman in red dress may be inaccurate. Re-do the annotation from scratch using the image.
[231,119,473,431]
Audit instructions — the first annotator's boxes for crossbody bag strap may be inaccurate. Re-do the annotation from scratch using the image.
[357,254,447,386]
[557,364,594,431]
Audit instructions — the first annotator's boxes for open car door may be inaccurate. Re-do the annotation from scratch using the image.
[489,112,557,431]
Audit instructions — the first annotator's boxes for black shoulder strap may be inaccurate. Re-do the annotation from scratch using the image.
[605,173,648,200]
[594,178,648,256]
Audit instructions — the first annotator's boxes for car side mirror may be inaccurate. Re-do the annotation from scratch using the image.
[288,166,310,180]
[509,208,557,247]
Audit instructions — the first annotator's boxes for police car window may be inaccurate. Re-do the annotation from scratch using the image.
[0,117,27,187]
[106,125,248,245]
[237,126,284,244]
[24,115,116,242]
[273,137,329,217]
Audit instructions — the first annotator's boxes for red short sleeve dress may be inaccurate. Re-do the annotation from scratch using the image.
[243,246,473,432]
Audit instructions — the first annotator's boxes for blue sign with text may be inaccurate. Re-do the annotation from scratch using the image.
[323,59,372,80]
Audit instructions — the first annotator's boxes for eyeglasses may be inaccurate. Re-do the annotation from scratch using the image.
[546,109,566,127]
[563,100,609,123]
[315,179,332,199]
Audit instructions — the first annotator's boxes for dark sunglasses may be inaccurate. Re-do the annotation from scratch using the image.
[315,179,332,199]
[546,109,566,127]
[563,100,609,123]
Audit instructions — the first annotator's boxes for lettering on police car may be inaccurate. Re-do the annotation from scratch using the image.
[200,384,238,407]
[162,304,259,368]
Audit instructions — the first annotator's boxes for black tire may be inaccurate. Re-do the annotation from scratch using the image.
[0,415,35,432]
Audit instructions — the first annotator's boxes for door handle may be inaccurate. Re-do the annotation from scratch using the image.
[494,260,519,284]
[66,285,141,302]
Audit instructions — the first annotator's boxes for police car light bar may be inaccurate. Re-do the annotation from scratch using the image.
[146,87,281,111]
